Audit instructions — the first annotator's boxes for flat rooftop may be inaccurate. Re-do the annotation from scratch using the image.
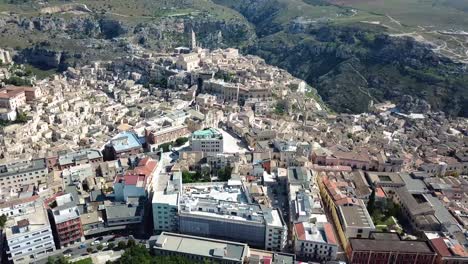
[155,232,247,261]
[106,204,143,219]
[183,183,247,203]
[5,204,50,238]
[192,128,223,140]
[58,149,102,165]
[110,132,142,152]
[339,202,375,229]
[0,158,46,177]
[350,236,434,254]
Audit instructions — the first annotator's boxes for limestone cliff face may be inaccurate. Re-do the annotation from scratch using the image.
[214,0,468,117]
[248,27,468,116]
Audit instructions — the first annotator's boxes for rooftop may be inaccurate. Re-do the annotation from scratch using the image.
[338,200,375,229]
[350,233,435,254]
[109,131,142,153]
[5,204,50,238]
[58,149,102,166]
[192,128,223,140]
[155,232,248,261]
[106,203,143,219]
[0,158,46,178]
[295,222,337,245]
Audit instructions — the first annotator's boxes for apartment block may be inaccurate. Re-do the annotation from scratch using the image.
[190,128,224,154]
[49,193,84,247]
[5,204,56,264]
[0,158,48,193]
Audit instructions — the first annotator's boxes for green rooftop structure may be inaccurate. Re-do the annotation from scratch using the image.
[190,128,224,154]
[192,128,223,139]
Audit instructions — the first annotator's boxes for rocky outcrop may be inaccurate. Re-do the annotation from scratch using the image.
[14,47,67,70]
[39,4,92,14]
[248,24,468,117]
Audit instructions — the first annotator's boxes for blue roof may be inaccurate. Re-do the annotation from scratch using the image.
[110,132,142,153]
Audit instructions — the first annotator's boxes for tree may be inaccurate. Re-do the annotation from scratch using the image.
[108,242,115,250]
[97,244,104,251]
[175,137,188,146]
[86,247,93,254]
[46,256,70,264]
[15,108,28,123]
[117,241,126,250]
[159,142,172,152]
[0,214,7,228]
[218,166,232,181]
[126,239,136,248]
[367,188,376,215]
[116,245,151,264]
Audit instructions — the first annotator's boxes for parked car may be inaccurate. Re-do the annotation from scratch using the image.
[79,244,86,249]
[91,240,101,246]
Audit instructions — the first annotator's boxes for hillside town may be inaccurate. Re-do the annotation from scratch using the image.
[0,32,467,264]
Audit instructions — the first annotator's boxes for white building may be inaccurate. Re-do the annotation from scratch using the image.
[293,221,338,262]
[264,208,288,251]
[190,128,224,155]
[5,204,56,264]
[152,172,182,233]
[61,163,96,186]
[178,183,288,251]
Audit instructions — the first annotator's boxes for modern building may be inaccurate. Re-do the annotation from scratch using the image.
[49,193,84,248]
[105,203,144,227]
[190,128,224,154]
[113,174,148,202]
[4,204,56,264]
[293,221,338,262]
[152,172,182,233]
[178,184,287,251]
[0,158,48,193]
[61,163,96,187]
[152,232,249,264]
[337,200,375,239]
[347,232,437,264]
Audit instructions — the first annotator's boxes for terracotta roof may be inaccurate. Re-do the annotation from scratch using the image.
[376,187,386,198]
[123,174,146,186]
[294,222,306,240]
[431,238,452,256]
[0,88,24,99]
[133,158,157,177]
[323,223,337,245]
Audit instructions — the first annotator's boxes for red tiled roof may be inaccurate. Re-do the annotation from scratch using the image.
[295,222,306,240]
[0,88,24,99]
[323,223,337,245]
[123,174,146,186]
[134,158,157,177]
[451,244,468,257]
[431,238,451,256]
[376,187,386,198]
